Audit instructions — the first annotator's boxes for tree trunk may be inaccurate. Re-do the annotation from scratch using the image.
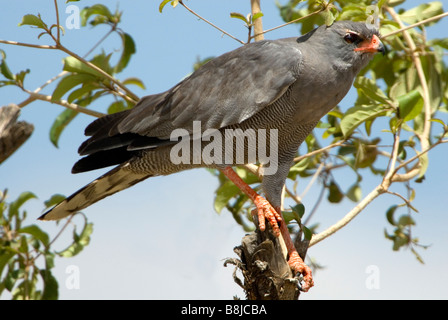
[225,219,309,300]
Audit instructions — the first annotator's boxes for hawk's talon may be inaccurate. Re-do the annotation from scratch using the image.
[288,251,314,292]
[253,196,282,237]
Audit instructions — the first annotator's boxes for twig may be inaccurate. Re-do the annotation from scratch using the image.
[251,7,325,40]
[310,96,404,245]
[392,134,448,180]
[24,90,106,118]
[285,185,302,205]
[303,182,326,226]
[381,11,448,39]
[310,185,385,247]
[178,0,245,45]
[386,190,419,212]
[17,25,117,110]
[0,39,57,50]
[293,140,345,163]
[54,0,61,43]
[300,161,324,199]
[381,127,401,189]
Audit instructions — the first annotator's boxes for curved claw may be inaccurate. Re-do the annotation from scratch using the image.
[288,251,314,292]
[253,195,282,237]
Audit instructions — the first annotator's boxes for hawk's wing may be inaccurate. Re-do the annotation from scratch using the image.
[116,38,302,138]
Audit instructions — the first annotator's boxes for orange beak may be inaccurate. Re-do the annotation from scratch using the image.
[354,34,385,55]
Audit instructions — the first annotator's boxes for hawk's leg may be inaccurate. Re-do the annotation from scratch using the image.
[220,166,314,292]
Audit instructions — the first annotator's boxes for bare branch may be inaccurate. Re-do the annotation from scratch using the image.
[381,11,448,39]
[54,0,61,43]
[293,140,345,163]
[178,0,245,45]
[252,7,325,40]
[309,185,385,247]
[24,91,106,118]
[0,39,57,50]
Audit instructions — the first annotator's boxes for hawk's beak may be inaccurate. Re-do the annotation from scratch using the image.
[355,34,385,55]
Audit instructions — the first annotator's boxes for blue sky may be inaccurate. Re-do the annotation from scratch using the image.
[1,0,447,299]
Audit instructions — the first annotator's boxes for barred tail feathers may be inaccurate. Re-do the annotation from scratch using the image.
[39,164,151,221]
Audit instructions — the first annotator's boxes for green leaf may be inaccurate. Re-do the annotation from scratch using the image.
[291,203,305,219]
[0,252,15,281]
[67,84,98,104]
[399,2,443,24]
[0,50,14,80]
[428,38,448,50]
[80,4,114,26]
[57,221,93,258]
[302,225,313,241]
[327,180,343,203]
[62,55,110,79]
[114,32,136,74]
[49,108,79,148]
[230,12,249,24]
[40,270,58,300]
[18,225,50,247]
[321,8,336,26]
[122,77,145,89]
[214,181,242,214]
[14,69,30,86]
[346,184,362,202]
[416,152,429,181]
[18,14,48,29]
[44,194,66,209]
[398,215,415,227]
[8,192,37,220]
[159,0,178,13]
[107,100,127,114]
[214,168,259,214]
[52,73,96,101]
[386,205,398,226]
[340,104,388,137]
[252,12,264,22]
[397,89,423,122]
[18,235,29,253]
[387,0,406,7]
[354,76,394,106]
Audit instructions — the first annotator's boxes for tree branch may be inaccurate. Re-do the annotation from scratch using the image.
[54,0,61,43]
[293,140,345,163]
[178,0,245,45]
[381,11,448,39]
[251,0,264,42]
[309,185,385,247]
[0,39,57,50]
[251,6,325,40]
[23,90,106,118]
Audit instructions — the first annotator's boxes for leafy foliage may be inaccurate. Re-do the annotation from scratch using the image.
[211,0,448,262]
[0,190,92,299]
[0,0,447,300]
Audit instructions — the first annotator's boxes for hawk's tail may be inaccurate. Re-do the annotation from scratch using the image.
[39,164,151,221]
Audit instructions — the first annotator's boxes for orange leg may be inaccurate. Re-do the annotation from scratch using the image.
[221,166,314,291]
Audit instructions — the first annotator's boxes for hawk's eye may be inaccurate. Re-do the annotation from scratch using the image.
[344,32,362,44]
